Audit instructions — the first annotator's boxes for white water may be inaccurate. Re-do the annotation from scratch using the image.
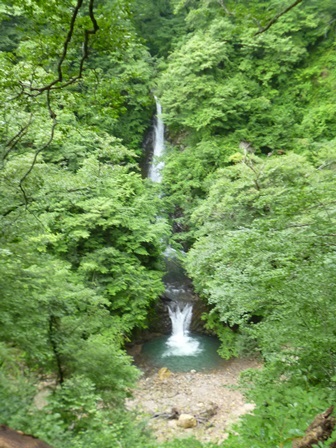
[148,100,165,183]
[148,98,201,358]
[163,303,201,357]
[169,303,193,335]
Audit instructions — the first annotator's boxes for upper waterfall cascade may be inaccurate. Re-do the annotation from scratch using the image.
[148,100,165,183]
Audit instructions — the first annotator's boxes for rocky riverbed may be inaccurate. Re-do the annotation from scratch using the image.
[126,358,260,444]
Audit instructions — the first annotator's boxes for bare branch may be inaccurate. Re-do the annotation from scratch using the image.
[314,233,336,238]
[56,0,84,84]
[217,0,231,15]
[27,0,99,95]
[28,0,84,94]
[254,0,304,36]
[7,83,25,102]
[19,92,57,206]
[2,114,33,162]
[79,0,100,74]
[3,0,100,188]
[241,149,263,191]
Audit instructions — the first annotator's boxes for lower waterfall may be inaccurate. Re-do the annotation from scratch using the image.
[164,303,201,357]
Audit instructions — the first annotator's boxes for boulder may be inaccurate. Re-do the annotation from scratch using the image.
[177,414,197,429]
[158,367,172,380]
[198,402,219,420]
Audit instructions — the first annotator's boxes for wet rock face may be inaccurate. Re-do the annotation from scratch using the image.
[140,115,156,178]
[147,295,209,335]
[190,298,208,333]
[148,299,172,335]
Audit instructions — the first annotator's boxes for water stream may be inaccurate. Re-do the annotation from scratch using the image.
[148,99,165,183]
[142,99,223,371]
[165,303,201,357]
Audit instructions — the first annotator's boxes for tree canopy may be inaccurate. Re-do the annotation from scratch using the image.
[1,0,336,446]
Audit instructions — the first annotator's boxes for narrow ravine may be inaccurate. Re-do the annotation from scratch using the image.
[142,100,223,372]
[127,101,260,444]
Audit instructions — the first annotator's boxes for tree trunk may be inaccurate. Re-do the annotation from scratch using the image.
[292,406,336,448]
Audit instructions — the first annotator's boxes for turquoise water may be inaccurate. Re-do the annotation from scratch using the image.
[141,334,224,372]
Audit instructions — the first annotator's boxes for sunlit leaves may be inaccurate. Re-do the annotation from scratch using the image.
[0,1,165,436]
[186,149,336,383]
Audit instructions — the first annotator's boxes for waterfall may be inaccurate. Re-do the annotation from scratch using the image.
[168,302,193,336]
[148,100,164,183]
[148,98,201,358]
[163,302,201,357]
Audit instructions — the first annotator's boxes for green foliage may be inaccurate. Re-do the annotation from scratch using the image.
[202,312,238,360]
[0,343,36,423]
[2,0,336,447]
[159,438,213,448]
[158,0,336,242]
[26,151,168,330]
[132,0,187,57]
[156,1,336,446]
[153,1,336,442]
[0,0,155,168]
[186,149,336,384]
[1,372,158,448]
[0,0,167,444]
[223,380,335,448]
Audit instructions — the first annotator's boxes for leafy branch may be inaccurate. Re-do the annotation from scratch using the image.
[2,113,33,163]
[19,92,57,206]
[254,0,304,36]
[21,0,100,96]
[10,0,100,204]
